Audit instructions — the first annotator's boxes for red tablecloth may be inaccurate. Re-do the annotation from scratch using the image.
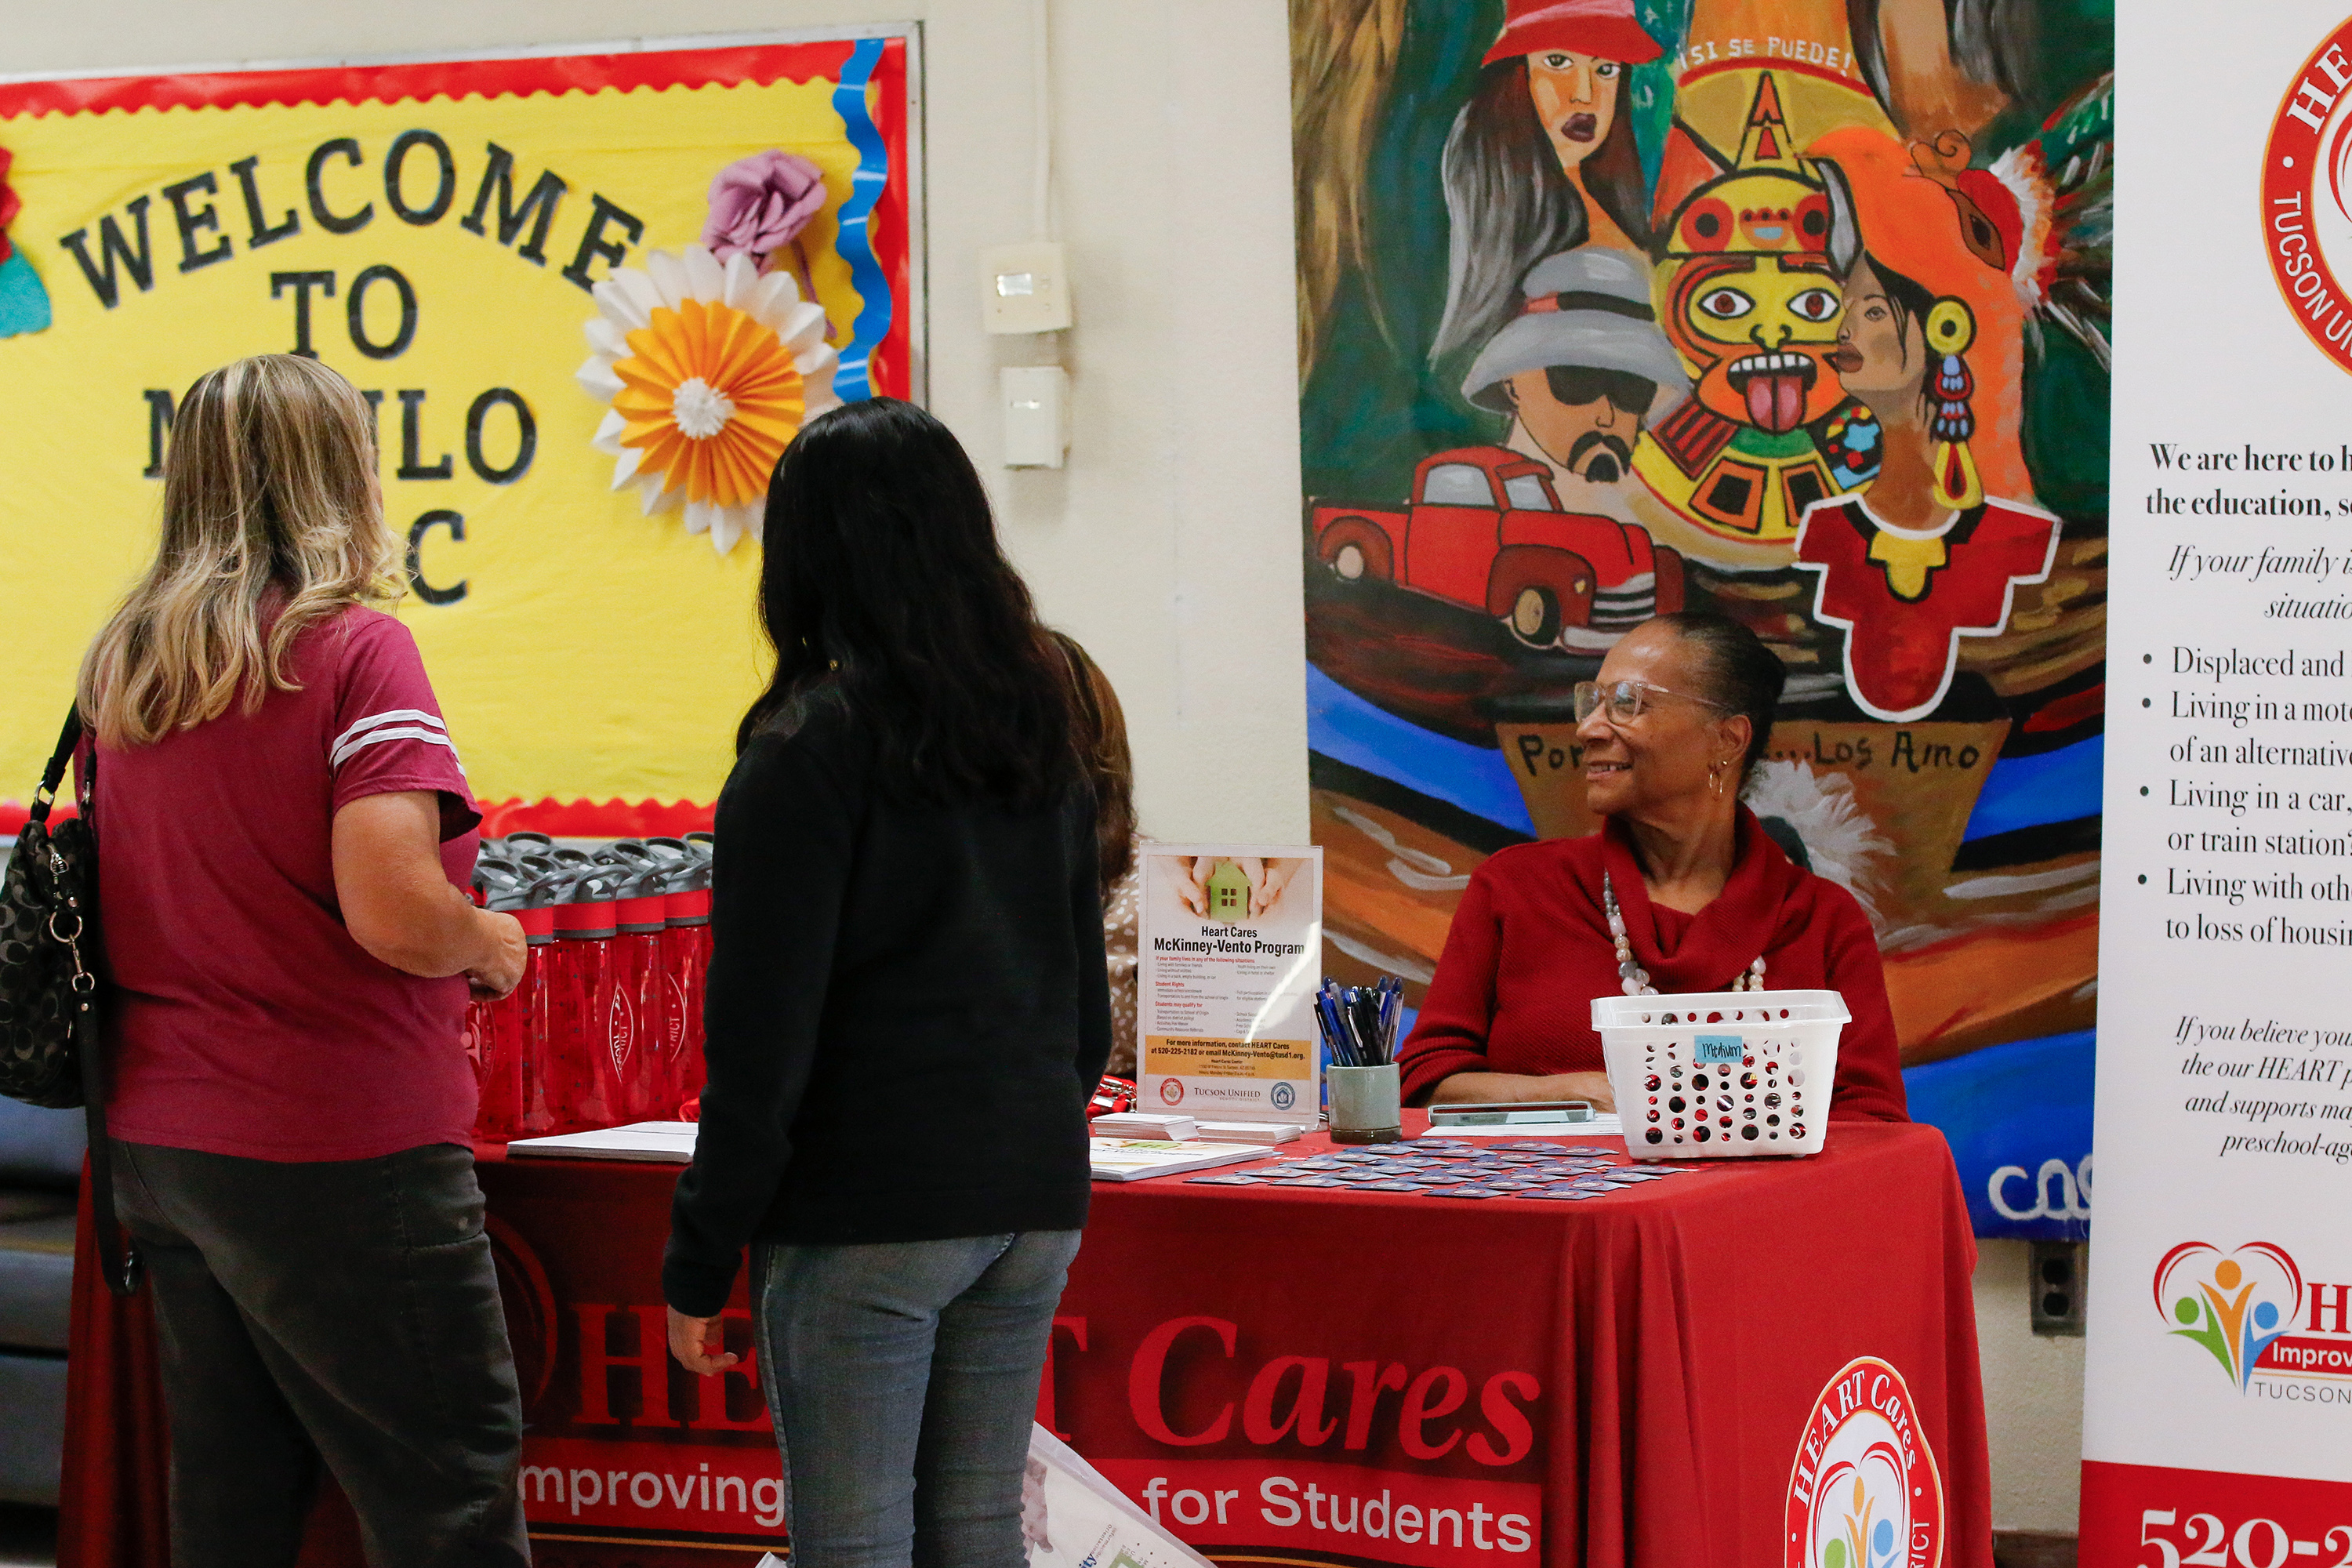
[61,1119,1991,1567]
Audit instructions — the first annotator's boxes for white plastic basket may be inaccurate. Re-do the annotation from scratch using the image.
[1591,989,1850,1160]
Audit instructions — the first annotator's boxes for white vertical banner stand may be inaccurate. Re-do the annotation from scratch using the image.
[1134,845,1323,1125]
[2085,3,2352,1552]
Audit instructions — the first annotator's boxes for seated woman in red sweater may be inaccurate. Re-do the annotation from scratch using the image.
[1399,612,1908,1122]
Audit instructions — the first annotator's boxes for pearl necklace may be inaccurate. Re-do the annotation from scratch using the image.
[1603,871,1767,996]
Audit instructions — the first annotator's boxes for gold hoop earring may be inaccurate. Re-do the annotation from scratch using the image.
[1709,763,1725,797]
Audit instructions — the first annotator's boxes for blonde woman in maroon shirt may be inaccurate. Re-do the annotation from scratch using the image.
[1399,612,1909,1122]
[76,354,531,1567]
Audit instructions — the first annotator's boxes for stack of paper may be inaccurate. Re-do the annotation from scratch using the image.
[1192,1120,1305,1145]
[1091,1112,1197,1141]
[1088,1138,1263,1182]
[506,1122,699,1163]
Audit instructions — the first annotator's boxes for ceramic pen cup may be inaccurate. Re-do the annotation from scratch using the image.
[1327,1062,1402,1144]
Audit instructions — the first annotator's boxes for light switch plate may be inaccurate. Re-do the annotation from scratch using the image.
[1000,366,1069,468]
[982,242,1072,334]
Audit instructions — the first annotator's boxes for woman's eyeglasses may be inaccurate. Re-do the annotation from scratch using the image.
[1572,680,1731,725]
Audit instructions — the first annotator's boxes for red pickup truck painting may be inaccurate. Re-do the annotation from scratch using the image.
[1310,446,1685,652]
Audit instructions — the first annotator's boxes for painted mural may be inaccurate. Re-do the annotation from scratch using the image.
[1294,0,2112,1236]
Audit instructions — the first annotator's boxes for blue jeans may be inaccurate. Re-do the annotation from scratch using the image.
[750,1229,1083,1568]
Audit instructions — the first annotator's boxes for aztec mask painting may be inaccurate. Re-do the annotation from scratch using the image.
[1294,0,2112,1236]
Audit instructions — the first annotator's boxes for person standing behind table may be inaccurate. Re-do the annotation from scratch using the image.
[1398,612,1908,1123]
[664,398,1113,1568]
[1051,631,1140,1079]
[75,355,531,1567]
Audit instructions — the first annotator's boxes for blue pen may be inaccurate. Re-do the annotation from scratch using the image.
[1317,989,1356,1067]
[1345,987,1382,1067]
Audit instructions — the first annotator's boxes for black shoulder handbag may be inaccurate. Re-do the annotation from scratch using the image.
[0,710,141,1295]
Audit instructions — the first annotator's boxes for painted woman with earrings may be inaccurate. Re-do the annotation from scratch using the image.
[1793,125,2063,725]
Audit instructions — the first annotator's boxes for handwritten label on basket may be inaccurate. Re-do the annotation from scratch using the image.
[1693,1035,1743,1066]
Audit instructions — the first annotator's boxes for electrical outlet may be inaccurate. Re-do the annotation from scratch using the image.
[982,242,1072,334]
[2029,1240,2087,1337]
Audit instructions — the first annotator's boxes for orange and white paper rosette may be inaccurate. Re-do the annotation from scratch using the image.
[578,241,840,554]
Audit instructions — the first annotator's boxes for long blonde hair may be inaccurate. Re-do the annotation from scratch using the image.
[78,354,401,749]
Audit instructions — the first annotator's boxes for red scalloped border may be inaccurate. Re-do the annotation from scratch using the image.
[0,797,713,839]
[474,798,715,838]
[0,38,858,120]
[0,36,913,398]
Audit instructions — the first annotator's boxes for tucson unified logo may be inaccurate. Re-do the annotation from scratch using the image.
[1784,1357,1945,1568]
[2154,1240,2352,1400]
[2261,14,2352,372]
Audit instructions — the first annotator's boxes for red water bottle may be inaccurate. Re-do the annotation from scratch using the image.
[463,866,495,1111]
[550,870,627,1132]
[612,868,671,1123]
[461,996,495,1134]
[473,898,553,1141]
[506,903,559,1136]
[661,856,713,1115]
[467,857,518,1140]
[539,885,588,1134]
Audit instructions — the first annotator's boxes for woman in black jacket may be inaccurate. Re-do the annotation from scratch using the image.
[664,398,1112,1568]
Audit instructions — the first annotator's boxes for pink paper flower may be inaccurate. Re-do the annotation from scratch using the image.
[702,151,828,270]
[0,147,20,264]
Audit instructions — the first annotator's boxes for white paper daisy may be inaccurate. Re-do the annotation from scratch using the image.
[575,242,840,554]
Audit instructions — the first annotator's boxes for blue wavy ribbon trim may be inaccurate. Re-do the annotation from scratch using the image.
[829,38,892,402]
[0,250,51,338]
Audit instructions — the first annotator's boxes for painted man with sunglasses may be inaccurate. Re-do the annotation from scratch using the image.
[1463,248,1690,511]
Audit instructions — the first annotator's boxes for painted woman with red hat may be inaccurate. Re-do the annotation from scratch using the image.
[1432,0,1664,363]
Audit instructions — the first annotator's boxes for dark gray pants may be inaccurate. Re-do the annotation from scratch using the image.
[111,1139,531,1568]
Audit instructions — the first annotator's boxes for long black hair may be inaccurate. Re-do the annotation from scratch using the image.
[1431,57,1653,363]
[737,397,1077,807]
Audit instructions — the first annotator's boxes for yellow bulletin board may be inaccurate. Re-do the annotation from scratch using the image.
[0,29,922,834]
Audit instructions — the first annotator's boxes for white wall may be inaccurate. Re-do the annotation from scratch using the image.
[1973,1240,2088,1535]
[15,0,2087,1537]
[8,0,1311,846]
